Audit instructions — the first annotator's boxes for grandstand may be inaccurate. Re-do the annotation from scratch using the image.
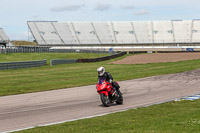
[27,20,200,46]
[0,28,9,47]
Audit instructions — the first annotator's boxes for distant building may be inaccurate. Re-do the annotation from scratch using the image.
[28,20,200,46]
[0,28,9,47]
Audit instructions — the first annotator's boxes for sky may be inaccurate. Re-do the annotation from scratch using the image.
[0,0,200,40]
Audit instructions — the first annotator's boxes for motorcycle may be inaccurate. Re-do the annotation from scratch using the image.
[96,77,123,107]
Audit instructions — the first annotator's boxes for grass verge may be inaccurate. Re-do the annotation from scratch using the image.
[0,53,200,96]
[16,99,200,133]
[0,53,111,64]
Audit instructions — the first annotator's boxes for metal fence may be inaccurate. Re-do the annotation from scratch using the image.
[0,46,50,53]
[0,59,47,70]
[0,52,126,69]
[0,46,114,54]
[50,59,78,66]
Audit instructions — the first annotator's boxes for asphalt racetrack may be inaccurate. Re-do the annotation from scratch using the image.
[1,69,200,132]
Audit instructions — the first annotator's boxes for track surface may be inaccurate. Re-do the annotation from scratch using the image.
[1,69,200,132]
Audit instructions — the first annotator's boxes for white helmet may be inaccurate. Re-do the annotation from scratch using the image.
[97,66,105,76]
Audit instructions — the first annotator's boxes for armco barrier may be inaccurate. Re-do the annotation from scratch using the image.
[0,59,47,70]
[50,52,126,66]
[77,52,126,63]
[50,59,78,66]
[0,52,125,69]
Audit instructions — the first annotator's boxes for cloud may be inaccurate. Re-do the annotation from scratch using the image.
[134,9,150,15]
[94,4,111,11]
[121,5,135,10]
[51,4,85,12]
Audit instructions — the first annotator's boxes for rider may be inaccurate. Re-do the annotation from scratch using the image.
[97,66,122,95]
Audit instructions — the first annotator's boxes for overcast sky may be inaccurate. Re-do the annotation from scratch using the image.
[0,0,200,40]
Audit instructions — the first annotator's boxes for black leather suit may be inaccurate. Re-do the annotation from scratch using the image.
[98,72,121,93]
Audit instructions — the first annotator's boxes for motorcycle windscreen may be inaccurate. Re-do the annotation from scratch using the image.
[98,77,106,85]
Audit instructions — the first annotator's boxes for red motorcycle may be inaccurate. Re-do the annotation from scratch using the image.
[96,77,123,107]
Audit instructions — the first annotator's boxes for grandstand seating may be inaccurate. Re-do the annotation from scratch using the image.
[92,22,115,44]
[73,22,100,44]
[27,20,200,46]
[112,22,137,44]
[35,22,64,45]
[191,20,200,42]
[28,22,46,45]
[173,20,192,43]
[152,21,174,43]
[52,22,78,45]
[132,21,152,43]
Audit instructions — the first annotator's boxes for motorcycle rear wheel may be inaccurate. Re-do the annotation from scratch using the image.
[100,93,110,107]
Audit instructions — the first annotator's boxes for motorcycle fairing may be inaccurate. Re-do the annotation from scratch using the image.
[96,79,112,96]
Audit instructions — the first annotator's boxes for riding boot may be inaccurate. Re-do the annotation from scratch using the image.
[117,89,122,96]
[112,82,121,95]
[115,86,122,96]
[111,87,119,98]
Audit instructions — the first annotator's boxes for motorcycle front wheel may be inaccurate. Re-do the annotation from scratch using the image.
[100,93,110,107]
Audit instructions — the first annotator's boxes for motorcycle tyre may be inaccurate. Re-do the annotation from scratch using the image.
[100,93,110,107]
[116,93,123,105]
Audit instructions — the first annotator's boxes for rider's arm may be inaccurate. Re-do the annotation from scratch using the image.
[107,72,113,83]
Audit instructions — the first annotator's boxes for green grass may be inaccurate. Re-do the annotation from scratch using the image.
[1,53,200,133]
[16,99,200,133]
[0,53,200,96]
[0,53,111,64]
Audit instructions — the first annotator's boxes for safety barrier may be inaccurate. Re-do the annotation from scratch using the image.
[0,59,47,70]
[0,52,125,69]
[50,59,78,66]
[0,46,115,54]
[50,52,126,66]
[77,52,126,63]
